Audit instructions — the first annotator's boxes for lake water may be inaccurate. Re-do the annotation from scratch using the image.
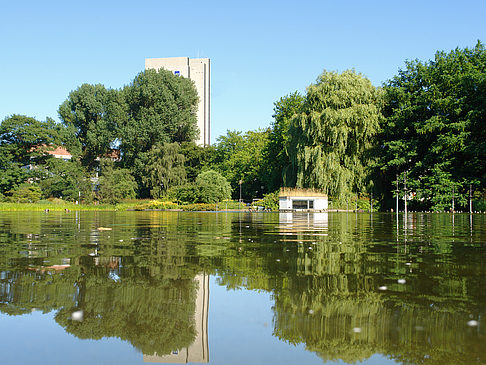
[0,211,484,365]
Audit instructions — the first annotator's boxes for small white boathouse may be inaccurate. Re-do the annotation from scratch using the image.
[278,188,328,211]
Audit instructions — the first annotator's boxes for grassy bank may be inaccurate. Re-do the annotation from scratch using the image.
[0,201,140,211]
[0,199,247,212]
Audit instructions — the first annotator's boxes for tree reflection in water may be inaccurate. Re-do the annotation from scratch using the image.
[0,211,484,364]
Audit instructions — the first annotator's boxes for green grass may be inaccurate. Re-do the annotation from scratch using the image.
[133,200,246,211]
[0,201,139,211]
[0,199,246,212]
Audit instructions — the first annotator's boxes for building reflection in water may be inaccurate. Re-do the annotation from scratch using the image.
[279,212,328,231]
[143,273,210,364]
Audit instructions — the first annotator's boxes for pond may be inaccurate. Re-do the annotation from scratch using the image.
[0,211,484,365]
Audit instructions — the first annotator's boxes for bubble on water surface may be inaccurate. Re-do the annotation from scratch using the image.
[467,320,478,327]
[398,279,406,284]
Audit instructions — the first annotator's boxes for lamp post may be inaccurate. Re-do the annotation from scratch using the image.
[239,180,243,203]
[396,174,399,214]
[452,186,455,213]
[469,184,473,214]
[404,171,408,216]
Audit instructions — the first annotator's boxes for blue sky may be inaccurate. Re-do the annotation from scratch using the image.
[1,0,485,143]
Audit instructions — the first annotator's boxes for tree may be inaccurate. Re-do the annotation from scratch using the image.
[195,170,231,203]
[5,183,42,203]
[59,84,124,168]
[97,160,137,204]
[180,141,215,182]
[0,115,60,193]
[136,142,186,199]
[262,92,304,192]
[38,158,94,202]
[378,42,486,210]
[285,70,382,199]
[212,129,269,200]
[120,69,199,168]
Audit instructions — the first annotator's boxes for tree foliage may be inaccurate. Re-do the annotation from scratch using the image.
[378,42,486,210]
[212,129,269,199]
[59,84,124,167]
[0,115,60,192]
[179,141,215,182]
[262,92,304,192]
[120,69,199,168]
[136,142,186,199]
[286,70,382,199]
[38,158,94,202]
[98,160,137,204]
[194,170,231,203]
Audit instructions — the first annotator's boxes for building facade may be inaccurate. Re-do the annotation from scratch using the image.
[145,57,211,146]
[278,188,329,211]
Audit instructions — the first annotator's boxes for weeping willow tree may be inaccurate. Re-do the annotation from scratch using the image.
[285,70,383,199]
[136,142,186,198]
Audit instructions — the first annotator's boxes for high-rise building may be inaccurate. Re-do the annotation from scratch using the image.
[145,57,211,146]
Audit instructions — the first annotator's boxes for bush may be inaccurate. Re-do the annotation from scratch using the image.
[329,196,379,211]
[258,191,279,211]
[134,200,179,210]
[98,164,137,204]
[181,203,217,211]
[6,184,42,203]
[195,170,231,203]
[174,184,199,203]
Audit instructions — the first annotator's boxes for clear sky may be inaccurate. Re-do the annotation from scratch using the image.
[1,0,485,143]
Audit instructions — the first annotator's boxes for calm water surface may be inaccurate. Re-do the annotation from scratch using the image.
[0,211,484,365]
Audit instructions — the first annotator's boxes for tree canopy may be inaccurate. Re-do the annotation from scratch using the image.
[58,84,123,167]
[378,41,486,210]
[285,70,383,199]
[120,69,199,168]
[0,115,60,192]
[262,92,304,192]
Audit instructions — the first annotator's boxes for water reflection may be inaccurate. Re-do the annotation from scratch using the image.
[0,211,484,364]
[143,273,209,363]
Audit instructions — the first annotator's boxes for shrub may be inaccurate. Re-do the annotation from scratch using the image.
[98,165,137,204]
[251,191,279,211]
[134,200,179,210]
[6,184,42,203]
[195,170,231,204]
[174,184,199,203]
[181,203,217,211]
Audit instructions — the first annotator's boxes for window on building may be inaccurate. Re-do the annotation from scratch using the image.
[292,200,314,209]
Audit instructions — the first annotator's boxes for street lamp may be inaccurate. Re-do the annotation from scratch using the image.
[239,179,243,203]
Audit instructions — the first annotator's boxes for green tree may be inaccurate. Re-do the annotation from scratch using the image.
[5,183,42,203]
[180,141,215,182]
[194,170,231,203]
[59,84,124,168]
[286,70,382,199]
[0,115,60,193]
[262,92,304,192]
[136,142,186,199]
[97,160,137,204]
[120,69,199,168]
[212,129,269,200]
[378,42,486,210]
[38,158,94,202]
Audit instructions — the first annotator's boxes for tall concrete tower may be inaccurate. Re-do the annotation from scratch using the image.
[145,57,211,146]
